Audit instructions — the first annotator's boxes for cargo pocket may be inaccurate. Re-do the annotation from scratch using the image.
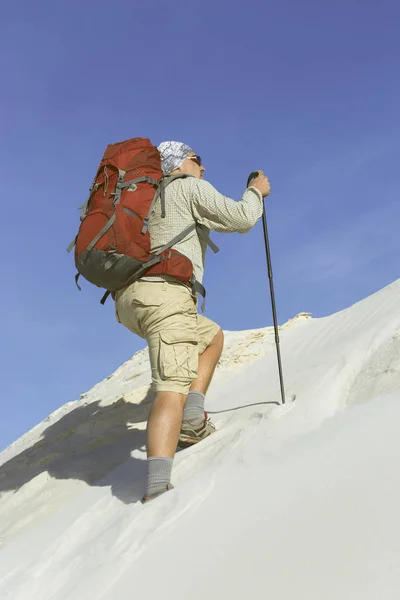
[159,330,199,381]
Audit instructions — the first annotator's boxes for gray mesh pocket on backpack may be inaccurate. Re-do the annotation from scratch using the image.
[76,249,143,292]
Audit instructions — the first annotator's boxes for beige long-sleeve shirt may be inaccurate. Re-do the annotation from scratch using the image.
[142,177,264,285]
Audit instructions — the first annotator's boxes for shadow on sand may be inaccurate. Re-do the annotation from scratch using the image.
[0,387,156,504]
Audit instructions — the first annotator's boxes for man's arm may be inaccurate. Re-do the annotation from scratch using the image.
[190,179,265,233]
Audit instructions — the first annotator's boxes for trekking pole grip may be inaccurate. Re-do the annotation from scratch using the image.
[246,171,263,188]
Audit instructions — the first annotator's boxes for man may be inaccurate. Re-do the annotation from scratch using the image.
[115,141,270,501]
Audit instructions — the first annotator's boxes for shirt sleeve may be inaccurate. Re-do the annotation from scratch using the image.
[189,179,264,233]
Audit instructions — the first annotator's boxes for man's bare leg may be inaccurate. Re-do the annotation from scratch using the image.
[190,328,224,394]
[147,391,186,458]
[182,328,224,424]
[144,391,185,500]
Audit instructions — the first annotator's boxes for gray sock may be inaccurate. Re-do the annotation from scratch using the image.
[146,457,173,497]
[183,391,205,424]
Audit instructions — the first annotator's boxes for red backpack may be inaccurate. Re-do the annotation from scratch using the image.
[67,137,215,304]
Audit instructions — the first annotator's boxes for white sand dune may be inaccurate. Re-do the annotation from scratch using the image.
[1,279,400,599]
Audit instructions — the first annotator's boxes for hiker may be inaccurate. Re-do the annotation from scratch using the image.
[114,141,271,502]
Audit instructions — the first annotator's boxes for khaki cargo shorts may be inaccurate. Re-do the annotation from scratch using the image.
[115,280,221,394]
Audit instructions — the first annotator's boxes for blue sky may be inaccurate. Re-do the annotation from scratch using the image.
[1,0,399,451]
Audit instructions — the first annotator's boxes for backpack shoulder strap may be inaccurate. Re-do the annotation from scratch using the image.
[142,174,194,234]
[196,225,219,254]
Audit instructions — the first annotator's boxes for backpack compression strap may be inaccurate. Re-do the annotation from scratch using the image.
[66,172,160,254]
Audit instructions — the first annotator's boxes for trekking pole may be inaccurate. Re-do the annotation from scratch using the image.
[247,171,286,404]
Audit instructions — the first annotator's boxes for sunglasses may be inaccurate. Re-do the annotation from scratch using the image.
[187,155,202,167]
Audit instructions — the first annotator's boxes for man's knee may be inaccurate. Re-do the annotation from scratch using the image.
[209,327,224,352]
[154,390,187,408]
[214,328,224,345]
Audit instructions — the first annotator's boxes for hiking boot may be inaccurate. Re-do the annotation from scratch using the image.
[178,412,216,449]
[142,483,174,504]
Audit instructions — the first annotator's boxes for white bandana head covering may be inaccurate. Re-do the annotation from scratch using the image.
[157,141,193,175]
